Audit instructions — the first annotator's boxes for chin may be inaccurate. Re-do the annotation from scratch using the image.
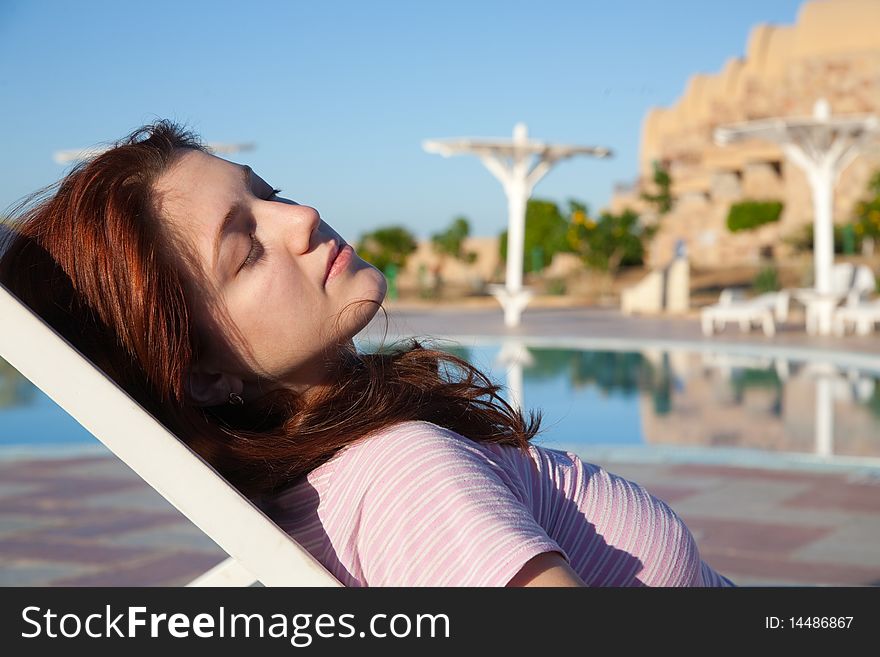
[372,268,389,302]
[339,266,387,338]
[355,259,388,302]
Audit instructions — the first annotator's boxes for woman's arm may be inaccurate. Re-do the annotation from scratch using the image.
[507,551,586,587]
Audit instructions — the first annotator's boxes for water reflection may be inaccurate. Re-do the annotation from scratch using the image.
[484,340,880,462]
[494,346,672,414]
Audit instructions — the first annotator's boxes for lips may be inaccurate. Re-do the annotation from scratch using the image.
[324,241,340,285]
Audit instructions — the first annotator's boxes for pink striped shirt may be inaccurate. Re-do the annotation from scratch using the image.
[258,420,735,587]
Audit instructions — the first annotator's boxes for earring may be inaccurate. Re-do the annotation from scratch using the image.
[228,392,244,406]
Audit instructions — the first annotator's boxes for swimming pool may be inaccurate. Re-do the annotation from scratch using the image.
[2,344,879,473]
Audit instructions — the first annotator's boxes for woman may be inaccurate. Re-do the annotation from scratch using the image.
[0,121,735,587]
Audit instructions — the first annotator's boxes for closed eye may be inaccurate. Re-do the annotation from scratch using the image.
[239,233,263,271]
[237,188,283,273]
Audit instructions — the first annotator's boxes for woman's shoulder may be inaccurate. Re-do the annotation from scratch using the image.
[350,420,566,475]
[272,420,542,507]
[337,419,486,465]
[326,420,546,486]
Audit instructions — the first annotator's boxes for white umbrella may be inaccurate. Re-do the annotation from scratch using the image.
[423,122,611,327]
[714,99,880,335]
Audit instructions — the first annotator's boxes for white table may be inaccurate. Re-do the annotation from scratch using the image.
[792,288,847,336]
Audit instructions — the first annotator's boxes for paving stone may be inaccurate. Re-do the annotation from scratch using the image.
[783,481,880,513]
[49,551,226,586]
[693,504,876,532]
[79,487,182,513]
[790,518,880,568]
[55,458,143,482]
[25,510,184,540]
[103,523,225,554]
[0,496,83,515]
[0,456,114,481]
[591,462,727,492]
[0,536,154,565]
[0,482,41,497]
[698,548,880,586]
[665,463,850,484]
[635,484,703,505]
[34,477,147,498]
[676,480,824,520]
[684,516,833,556]
[0,514,65,536]
[0,561,97,586]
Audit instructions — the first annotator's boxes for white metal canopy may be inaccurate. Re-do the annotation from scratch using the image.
[423,123,612,327]
[714,99,880,335]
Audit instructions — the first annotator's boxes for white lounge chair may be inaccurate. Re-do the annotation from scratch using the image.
[701,289,790,337]
[824,265,879,336]
[792,263,876,335]
[833,297,880,336]
[0,281,342,587]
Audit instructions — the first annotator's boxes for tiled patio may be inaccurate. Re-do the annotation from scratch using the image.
[1,449,878,586]
[367,303,880,359]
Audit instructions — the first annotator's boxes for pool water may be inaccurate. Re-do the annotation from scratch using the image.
[2,345,879,468]
[439,344,880,465]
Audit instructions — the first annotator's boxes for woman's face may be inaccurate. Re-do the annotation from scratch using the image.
[153,148,387,403]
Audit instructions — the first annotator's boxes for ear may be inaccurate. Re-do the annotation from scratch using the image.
[185,369,244,407]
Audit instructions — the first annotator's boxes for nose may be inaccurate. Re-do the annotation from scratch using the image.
[263,200,321,255]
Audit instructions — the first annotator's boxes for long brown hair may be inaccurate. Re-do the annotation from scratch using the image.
[0,120,541,498]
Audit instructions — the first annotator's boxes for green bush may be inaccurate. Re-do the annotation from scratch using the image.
[726,200,783,233]
[356,225,418,273]
[545,279,567,296]
[752,266,780,294]
[853,169,880,241]
[499,199,571,273]
[567,208,649,275]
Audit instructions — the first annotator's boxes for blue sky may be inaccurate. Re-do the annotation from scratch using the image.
[0,0,805,240]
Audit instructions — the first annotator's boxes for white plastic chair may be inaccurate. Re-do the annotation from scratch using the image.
[0,281,343,587]
[833,300,880,336]
[701,289,789,337]
[792,263,876,335]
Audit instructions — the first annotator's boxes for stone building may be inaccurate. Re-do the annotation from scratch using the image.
[610,0,880,268]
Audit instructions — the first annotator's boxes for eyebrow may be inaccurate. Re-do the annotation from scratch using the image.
[212,165,253,274]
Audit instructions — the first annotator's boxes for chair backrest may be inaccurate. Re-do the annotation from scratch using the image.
[837,265,876,307]
[0,281,342,587]
[853,265,876,296]
[829,262,856,295]
[773,290,790,323]
[718,288,746,305]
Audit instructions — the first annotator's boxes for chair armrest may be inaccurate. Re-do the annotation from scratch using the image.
[845,289,866,308]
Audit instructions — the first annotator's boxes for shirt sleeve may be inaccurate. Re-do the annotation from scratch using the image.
[352,422,569,587]
[697,560,737,587]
